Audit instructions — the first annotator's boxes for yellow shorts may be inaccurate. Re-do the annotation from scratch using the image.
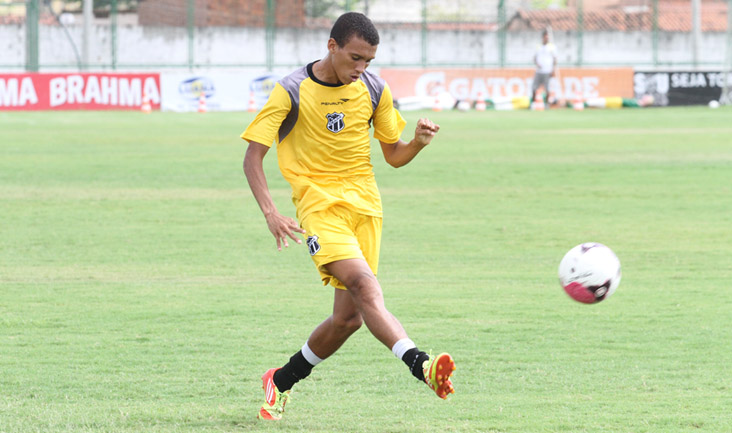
[300,205,382,290]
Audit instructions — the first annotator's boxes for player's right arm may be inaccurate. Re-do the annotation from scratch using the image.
[241,83,305,251]
[244,141,305,251]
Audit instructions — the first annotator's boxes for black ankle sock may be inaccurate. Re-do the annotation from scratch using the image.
[401,348,429,382]
[273,350,315,392]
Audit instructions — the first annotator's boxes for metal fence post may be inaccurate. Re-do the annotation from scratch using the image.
[421,0,427,68]
[111,0,118,70]
[266,0,275,71]
[83,0,92,69]
[691,0,701,67]
[728,0,732,70]
[187,0,195,70]
[652,0,658,67]
[498,0,506,68]
[576,0,583,67]
[25,0,40,71]
[723,0,732,104]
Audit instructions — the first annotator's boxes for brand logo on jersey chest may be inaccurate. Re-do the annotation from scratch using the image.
[321,98,350,106]
[325,112,345,133]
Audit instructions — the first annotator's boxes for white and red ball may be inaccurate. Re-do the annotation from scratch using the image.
[558,243,621,304]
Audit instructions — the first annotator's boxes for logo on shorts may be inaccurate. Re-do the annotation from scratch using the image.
[306,235,321,256]
[325,112,345,133]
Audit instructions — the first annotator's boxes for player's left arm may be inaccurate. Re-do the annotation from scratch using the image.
[379,118,440,168]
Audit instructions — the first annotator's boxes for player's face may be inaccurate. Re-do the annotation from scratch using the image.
[329,35,377,84]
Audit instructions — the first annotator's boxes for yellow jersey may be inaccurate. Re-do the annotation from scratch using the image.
[242,62,406,221]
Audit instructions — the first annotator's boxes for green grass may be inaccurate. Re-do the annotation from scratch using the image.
[1,107,731,433]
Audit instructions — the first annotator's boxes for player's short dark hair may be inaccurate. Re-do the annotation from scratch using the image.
[330,12,380,48]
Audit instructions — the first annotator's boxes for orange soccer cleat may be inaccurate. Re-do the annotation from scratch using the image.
[257,368,291,420]
[423,352,456,399]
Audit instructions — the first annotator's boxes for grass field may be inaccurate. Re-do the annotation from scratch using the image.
[1,106,731,433]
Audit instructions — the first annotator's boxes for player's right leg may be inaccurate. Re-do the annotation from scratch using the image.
[258,289,364,420]
[306,288,363,359]
[258,368,290,420]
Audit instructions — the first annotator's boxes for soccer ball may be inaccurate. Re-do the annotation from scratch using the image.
[558,243,621,304]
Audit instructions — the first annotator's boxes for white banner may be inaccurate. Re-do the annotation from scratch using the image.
[160,71,286,112]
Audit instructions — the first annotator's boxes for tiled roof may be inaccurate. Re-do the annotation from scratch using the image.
[0,16,24,25]
[0,14,63,25]
[507,4,729,32]
[658,4,728,32]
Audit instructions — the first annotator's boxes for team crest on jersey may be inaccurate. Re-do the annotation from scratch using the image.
[325,112,345,133]
[306,235,321,256]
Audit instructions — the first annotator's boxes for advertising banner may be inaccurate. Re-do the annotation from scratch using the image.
[634,71,732,106]
[160,71,284,112]
[379,68,634,101]
[0,73,161,111]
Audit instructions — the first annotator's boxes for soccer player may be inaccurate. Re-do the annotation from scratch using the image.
[241,12,455,421]
[531,29,557,106]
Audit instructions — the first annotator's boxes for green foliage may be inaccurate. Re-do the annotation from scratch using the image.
[531,0,568,10]
[1,107,731,432]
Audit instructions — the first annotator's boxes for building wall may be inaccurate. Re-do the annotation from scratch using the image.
[0,24,728,71]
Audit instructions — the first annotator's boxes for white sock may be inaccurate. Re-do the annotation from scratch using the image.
[391,338,416,359]
[301,342,324,366]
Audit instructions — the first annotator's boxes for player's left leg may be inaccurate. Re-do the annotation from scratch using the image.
[264,258,412,394]
[423,353,456,399]
[324,258,455,398]
[324,258,405,348]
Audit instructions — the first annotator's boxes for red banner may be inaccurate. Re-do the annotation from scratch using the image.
[0,73,161,111]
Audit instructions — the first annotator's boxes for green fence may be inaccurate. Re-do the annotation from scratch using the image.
[1,0,731,72]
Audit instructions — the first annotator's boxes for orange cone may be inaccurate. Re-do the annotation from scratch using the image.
[197,93,207,113]
[140,91,151,114]
[532,93,545,111]
[572,96,584,111]
[475,92,486,111]
[247,91,257,113]
[432,95,442,112]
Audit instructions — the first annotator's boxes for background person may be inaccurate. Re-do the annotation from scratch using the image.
[531,29,558,106]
